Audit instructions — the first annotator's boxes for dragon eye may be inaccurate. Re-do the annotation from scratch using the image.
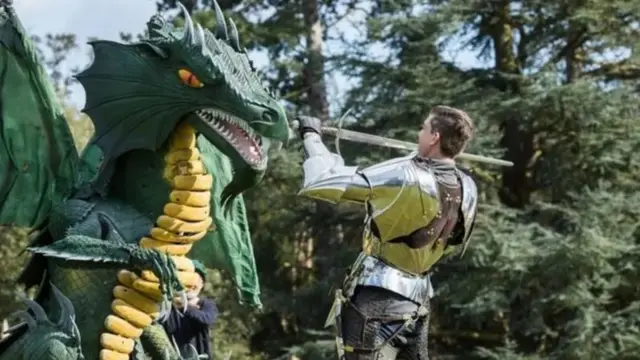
[178,69,204,88]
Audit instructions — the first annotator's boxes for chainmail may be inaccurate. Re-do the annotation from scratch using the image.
[413,156,459,187]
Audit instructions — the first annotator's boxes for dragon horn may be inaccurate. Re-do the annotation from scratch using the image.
[178,2,196,44]
[212,0,229,40]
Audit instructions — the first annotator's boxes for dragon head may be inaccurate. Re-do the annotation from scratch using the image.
[75,1,290,201]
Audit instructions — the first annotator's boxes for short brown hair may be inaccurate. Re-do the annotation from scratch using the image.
[427,105,475,157]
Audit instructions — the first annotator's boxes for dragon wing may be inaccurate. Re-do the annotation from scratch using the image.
[0,4,79,228]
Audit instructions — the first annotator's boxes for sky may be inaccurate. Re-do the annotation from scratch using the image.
[13,0,483,115]
[14,0,159,108]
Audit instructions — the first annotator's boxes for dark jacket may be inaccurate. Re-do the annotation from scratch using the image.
[163,298,219,359]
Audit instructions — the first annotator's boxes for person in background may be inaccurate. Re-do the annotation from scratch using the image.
[163,260,219,359]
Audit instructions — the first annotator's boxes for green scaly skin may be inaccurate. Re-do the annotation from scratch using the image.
[0,0,290,358]
[0,284,83,360]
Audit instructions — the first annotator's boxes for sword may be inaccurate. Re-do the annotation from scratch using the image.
[291,121,514,167]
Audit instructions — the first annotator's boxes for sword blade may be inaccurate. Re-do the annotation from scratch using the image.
[320,126,514,167]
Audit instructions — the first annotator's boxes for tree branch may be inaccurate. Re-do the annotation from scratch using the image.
[583,60,640,80]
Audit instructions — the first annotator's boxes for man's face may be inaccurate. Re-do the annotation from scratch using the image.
[186,273,204,300]
[417,117,440,157]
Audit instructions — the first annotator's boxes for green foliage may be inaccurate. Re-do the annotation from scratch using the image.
[204,269,264,360]
[332,1,640,359]
[0,227,30,321]
[30,33,78,97]
[63,107,94,152]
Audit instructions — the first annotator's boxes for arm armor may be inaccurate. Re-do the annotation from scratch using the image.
[297,132,370,204]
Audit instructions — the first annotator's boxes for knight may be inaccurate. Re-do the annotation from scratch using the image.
[295,105,478,359]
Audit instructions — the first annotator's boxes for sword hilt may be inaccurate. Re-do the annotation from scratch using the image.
[290,120,329,131]
[290,120,350,137]
[290,120,334,137]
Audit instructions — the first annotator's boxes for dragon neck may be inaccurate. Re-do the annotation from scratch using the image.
[139,121,215,256]
[99,123,214,359]
[108,123,214,231]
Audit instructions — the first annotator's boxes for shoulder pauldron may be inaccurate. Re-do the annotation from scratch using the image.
[358,154,441,242]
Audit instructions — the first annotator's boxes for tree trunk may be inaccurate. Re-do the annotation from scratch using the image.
[564,17,585,84]
[485,0,536,208]
[302,0,330,120]
[297,0,334,289]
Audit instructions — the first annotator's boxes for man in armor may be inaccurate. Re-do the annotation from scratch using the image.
[295,106,479,359]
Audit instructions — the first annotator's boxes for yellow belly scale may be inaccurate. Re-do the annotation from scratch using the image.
[99,123,213,360]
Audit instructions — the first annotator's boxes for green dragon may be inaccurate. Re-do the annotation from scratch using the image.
[0,1,289,359]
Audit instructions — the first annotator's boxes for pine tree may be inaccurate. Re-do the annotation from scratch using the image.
[333,0,640,359]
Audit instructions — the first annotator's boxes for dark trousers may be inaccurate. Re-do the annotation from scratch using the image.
[340,286,430,360]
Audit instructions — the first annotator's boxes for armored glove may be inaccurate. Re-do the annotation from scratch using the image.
[295,115,322,139]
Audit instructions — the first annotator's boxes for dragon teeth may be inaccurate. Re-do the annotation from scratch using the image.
[196,108,265,165]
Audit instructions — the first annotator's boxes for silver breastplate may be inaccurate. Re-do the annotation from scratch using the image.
[359,154,441,242]
[359,153,478,249]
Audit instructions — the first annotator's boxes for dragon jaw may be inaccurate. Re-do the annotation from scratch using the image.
[191,108,270,170]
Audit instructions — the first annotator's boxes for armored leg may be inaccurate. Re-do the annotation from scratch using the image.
[340,286,428,360]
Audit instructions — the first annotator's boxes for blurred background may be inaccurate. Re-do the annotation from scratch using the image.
[2,0,640,359]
